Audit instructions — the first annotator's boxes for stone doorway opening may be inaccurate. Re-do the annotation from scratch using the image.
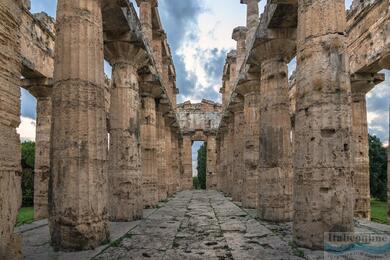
[192,141,206,189]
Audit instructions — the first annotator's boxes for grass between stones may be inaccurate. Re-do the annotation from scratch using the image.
[16,207,34,226]
[371,199,387,224]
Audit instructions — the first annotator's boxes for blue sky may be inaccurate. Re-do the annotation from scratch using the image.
[20,0,388,149]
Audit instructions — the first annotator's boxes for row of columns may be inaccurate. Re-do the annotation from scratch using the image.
[216,0,388,250]
[0,0,186,254]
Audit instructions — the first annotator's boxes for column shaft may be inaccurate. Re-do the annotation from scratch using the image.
[141,95,158,208]
[0,0,22,258]
[50,0,109,250]
[171,131,180,192]
[294,0,354,249]
[182,135,193,190]
[227,120,235,196]
[242,92,260,208]
[258,59,293,222]
[206,136,217,189]
[232,111,245,201]
[351,92,370,219]
[139,0,153,43]
[165,124,174,195]
[156,109,167,200]
[109,63,143,220]
[34,96,52,220]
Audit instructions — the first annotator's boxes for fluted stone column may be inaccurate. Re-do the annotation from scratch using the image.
[138,0,156,43]
[182,135,193,190]
[241,0,259,40]
[351,91,370,219]
[257,40,294,222]
[50,0,109,250]
[33,88,52,220]
[237,82,260,209]
[165,122,174,195]
[231,105,245,202]
[350,73,383,219]
[106,44,144,221]
[294,0,354,249]
[232,27,248,76]
[0,0,22,258]
[171,130,180,192]
[206,135,217,189]
[216,134,223,191]
[226,118,235,196]
[156,106,168,200]
[141,93,159,208]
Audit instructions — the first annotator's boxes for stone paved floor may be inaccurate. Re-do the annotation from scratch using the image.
[20,190,390,260]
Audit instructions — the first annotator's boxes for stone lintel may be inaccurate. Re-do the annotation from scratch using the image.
[351,72,385,94]
[22,78,53,98]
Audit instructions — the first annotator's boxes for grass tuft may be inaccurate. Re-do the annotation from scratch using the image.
[16,207,34,226]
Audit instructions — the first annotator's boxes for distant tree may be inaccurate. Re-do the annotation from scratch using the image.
[197,143,207,190]
[193,177,200,190]
[21,141,35,169]
[21,141,35,207]
[369,135,387,201]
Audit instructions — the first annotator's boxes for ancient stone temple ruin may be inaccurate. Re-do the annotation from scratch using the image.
[0,0,389,259]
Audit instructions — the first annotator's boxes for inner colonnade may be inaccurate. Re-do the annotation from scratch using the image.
[0,0,389,258]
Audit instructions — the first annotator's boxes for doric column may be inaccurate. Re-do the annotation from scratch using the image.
[206,135,217,189]
[0,0,22,258]
[141,92,159,208]
[226,116,235,196]
[138,0,157,43]
[152,30,164,75]
[389,104,390,224]
[24,81,53,221]
[182,134,193,190]
[294,0,354,249]
[232,26,248,76]
[106,43,146,221]
[240,0,259,38]
[156,104,168,200]
[350,73,383,219]
[50,0,109,250]
[231,100,245,202]
[257,40,295,222]
[165,120,174,195]
[171,129,180,192]
[236,81,260,209]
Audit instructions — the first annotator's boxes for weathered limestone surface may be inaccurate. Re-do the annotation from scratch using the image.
[182,135,193,191]
[141,94,159,208]
[106,45,144,221]
[156,107,168,201]
[164,121,174,195]
[0,0,22,258]
[29,84,52,221]
[350,73,384,219]
[232,107,245,202]
[49,0,109,250]
[206,135,217,189]
[257,40,294,222]
[293,0,354,249]
[241,90,260,209]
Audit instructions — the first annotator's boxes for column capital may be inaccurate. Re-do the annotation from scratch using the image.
[232,26,248,42]
[105,41,149,68]
[236,73,260,95]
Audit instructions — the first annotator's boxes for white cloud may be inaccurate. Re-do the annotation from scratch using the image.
[17,116,36,142]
